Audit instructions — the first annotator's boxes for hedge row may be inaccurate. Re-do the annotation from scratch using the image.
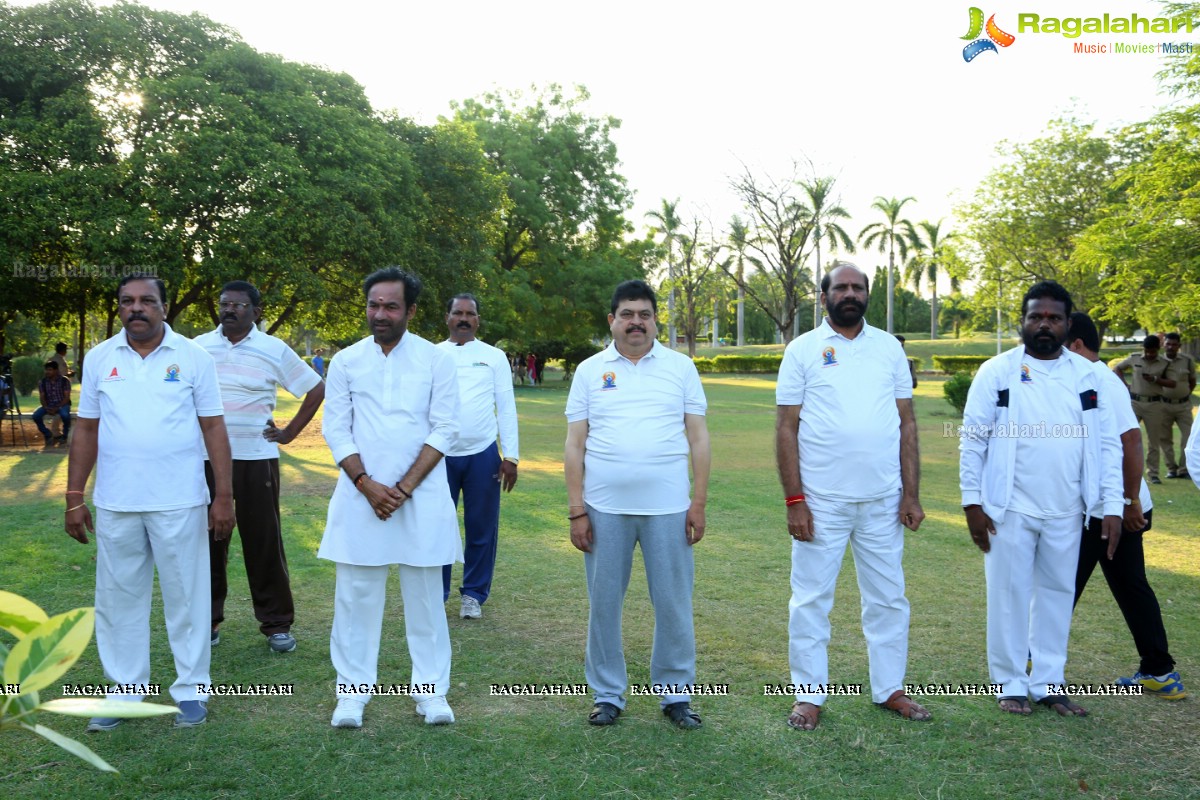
[692,355,783,374]
[931,355,991,374]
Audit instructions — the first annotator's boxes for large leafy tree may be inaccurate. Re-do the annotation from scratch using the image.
[725,215,757,347]
[671,217,723,357]
[645,199,682,348]
[858,196,916,334]
[451,84,641,347]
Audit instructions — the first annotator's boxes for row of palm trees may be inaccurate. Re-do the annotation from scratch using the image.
[646,185,961,345]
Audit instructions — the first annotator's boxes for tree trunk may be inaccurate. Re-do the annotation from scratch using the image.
[736,278,745,347]
[930,283,938,341]
[886,245,895,333]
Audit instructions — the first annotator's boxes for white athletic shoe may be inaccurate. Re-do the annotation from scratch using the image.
[415,696,455,725]
[331,697,365,728]
[460,596,482,619]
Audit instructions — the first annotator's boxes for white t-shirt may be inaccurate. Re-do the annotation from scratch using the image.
[77,324,224,511]
[436,339,519,460]
[194,326,322,460]
[1091,360,1152,515]
[565,341,706,515]
[775,319,911,501]
[1007,353,1086,519]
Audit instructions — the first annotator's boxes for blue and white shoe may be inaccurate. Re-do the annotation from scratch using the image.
[1116,671,1187,700]
[174,700,208,727]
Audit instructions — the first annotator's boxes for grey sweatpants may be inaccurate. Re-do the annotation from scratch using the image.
[584,506,695,708]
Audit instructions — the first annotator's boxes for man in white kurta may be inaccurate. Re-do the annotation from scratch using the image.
[960,282,1123,717]
[318,268,462,728]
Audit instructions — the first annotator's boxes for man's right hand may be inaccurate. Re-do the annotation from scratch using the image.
[570,515,593,553]
[964,505,995,553]
[786,502,814,542]
[65,505,94,544]
[360,478,404,521]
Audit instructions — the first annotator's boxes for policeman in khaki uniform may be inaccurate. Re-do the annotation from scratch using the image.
[1158,333,1195,480]
[1115,336,1168,484]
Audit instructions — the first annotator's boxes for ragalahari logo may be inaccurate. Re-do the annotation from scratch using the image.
[962,7,1016,61]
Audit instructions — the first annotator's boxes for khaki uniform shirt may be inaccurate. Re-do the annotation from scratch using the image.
[1115,353,1168,398]
[1161,354,1196,401]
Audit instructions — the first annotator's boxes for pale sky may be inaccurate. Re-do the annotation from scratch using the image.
[17,0,1192,279]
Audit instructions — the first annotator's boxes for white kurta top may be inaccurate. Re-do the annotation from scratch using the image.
[317,332,463,567]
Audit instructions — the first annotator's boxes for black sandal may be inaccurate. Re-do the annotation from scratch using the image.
[997,696,1032,715]
[588,702,621,726]
[1036,695,1087,716]
[662,701,702,729]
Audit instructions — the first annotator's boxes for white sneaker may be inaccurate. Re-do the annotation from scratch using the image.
[415,696,455,725]
[331,697,365,728]
[460,596,482,619]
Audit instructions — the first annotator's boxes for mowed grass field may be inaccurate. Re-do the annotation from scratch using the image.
[2,374,1198,800]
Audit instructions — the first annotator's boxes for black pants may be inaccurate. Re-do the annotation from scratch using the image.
[206,459,294,636]
[1074,511,1174,676]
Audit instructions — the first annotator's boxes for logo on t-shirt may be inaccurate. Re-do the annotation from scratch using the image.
[821,347,838,367]
[601,371,617,390]
[103,367,123,382]
[164,364,181,382]
[1020,364,1032,383]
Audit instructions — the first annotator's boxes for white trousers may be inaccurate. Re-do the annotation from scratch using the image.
[985,511,1081,701]
[94,506,211,703]
[330,563,451,702]
[789,491,909,704]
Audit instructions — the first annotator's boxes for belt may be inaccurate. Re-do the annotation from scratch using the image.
[1131,394,1162,402]
[1162,397,1191,405]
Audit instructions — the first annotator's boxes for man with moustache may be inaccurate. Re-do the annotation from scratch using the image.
[194,281,325,653]
[1065,313,1186,700]
[66,274,235,730]
[776,261,927,732]
[565,279,710,729]
[437,294,519,620]
[960,281,1123,717]
[318,267,462,729]
[1157,333,1195,480]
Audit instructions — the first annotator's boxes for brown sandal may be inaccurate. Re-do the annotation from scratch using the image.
[879,690,931,721]
[787,701,821,731]
[998,696,1033,715]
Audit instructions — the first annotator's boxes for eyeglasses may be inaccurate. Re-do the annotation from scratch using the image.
[218,301,252,311]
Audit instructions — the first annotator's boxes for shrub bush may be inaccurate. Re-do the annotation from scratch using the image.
[932,355,990,374]
[12,356,43,397]
[943,371,973,414]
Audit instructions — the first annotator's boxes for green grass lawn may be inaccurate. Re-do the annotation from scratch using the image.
[2,377,1198,799]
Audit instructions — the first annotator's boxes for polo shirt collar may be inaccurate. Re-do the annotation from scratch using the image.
[818,317,870,342]
[602,338,663,363]
[119,322,179,352]
[213,324,259,346]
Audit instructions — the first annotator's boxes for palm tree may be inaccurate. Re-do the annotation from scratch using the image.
[858,196,917,333]
[727,215,753,346]
[646,199,681,348]
[798,176,855,328]
[906,219,960,340]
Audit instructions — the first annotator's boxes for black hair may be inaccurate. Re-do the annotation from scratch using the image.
[821,261,870,294]
[117,273,167,304]
[1065,312,1101,353]
[221,280,262,308]
[610,280,657,315]
[44,360,58,370]
[55,342,68,353]
[447,293,480,315]
[1020,280,1073,318]
[363,267,422,308]
[1165,332,1181,342]
[1144,335,1161,349]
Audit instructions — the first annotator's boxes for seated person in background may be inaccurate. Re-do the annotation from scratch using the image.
[33,360,72,444]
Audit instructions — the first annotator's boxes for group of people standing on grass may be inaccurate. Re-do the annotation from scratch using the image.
[58,262,1189,737]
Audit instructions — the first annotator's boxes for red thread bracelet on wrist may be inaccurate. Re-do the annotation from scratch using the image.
[785,494,806,506]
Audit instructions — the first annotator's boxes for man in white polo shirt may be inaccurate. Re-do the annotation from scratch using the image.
[437,293,519,620]
[776,262,928,732]
[961,281,1123,717]
[65,274,235,731]
[565,279,710,729]
[195,281,325,653]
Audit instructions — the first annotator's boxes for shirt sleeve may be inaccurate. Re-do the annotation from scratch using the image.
[565,361,590,423]
[1095,372,1127,518]
[892,342,914,400]
[492,350,520,461]
[322,350,357,466]
[277,342,323,398]
[683,360,707,416]
[959,359,996,507]
[775,341,805,406]
[191,347,225,417]
[76,346,102,419]
[424,346,460,455]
